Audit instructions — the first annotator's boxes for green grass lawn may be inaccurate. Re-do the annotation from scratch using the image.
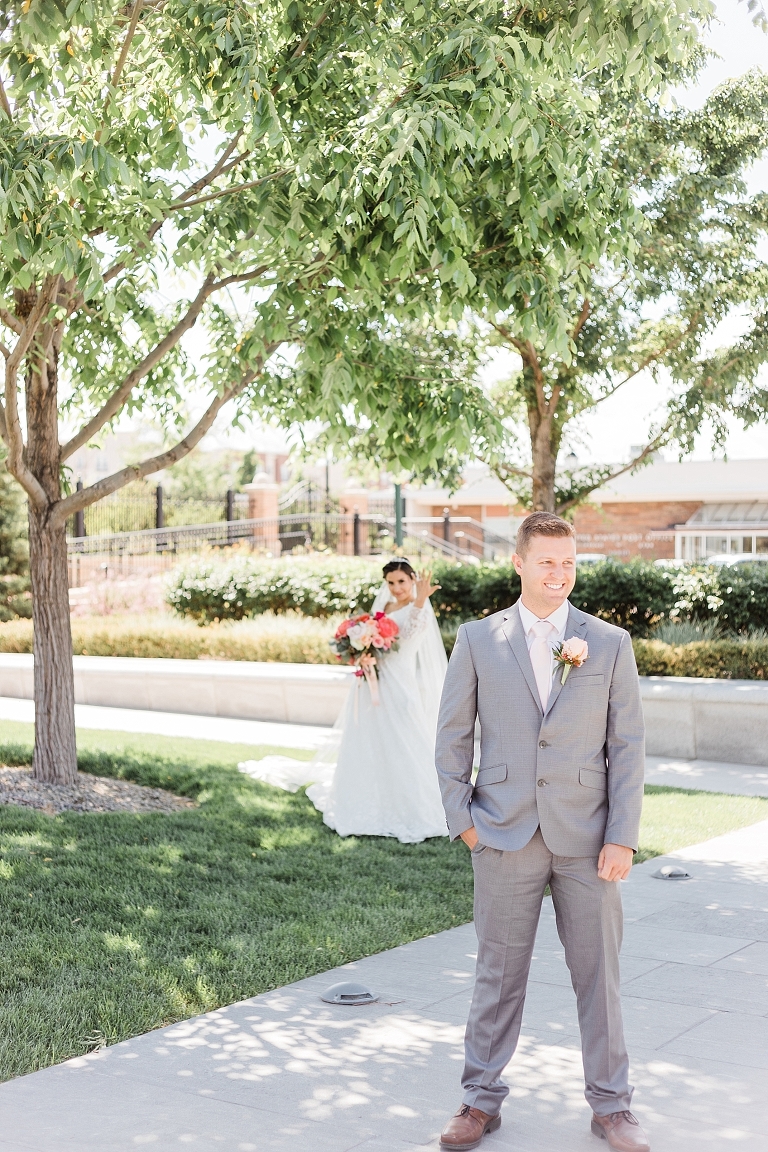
[0,719,766,1083]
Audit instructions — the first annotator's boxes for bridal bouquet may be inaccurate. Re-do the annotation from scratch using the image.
[330,612,399,703]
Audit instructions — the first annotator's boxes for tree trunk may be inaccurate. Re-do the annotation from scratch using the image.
[22,315,78,785]
[28,510,77,784]
[529,411,557,513]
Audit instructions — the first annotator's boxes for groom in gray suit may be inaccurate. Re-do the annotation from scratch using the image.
[435,512,649,1152]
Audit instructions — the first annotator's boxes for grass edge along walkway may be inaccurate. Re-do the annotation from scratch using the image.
[0,722,766,1083]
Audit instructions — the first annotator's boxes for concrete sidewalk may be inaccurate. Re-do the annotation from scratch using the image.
[1,819,767,1152]
[3,696,768,798]
[0,697,332,751]
[644,754,768,797]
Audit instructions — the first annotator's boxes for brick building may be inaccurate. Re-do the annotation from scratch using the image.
[574,458,768,561]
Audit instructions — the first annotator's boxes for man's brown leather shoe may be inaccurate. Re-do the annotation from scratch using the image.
[440,1104,501,1150]
[591,1111,650,1152]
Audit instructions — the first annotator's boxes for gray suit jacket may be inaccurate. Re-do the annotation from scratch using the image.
[435,600,645,856]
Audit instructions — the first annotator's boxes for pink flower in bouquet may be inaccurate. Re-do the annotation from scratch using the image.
[329,612,400,679]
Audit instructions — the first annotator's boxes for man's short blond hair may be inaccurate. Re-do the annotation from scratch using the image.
[515,512,575,557]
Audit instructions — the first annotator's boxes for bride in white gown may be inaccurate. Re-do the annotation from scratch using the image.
[240,558,449,844]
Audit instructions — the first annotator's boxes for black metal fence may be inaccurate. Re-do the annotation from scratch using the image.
[67,483,250,538]
[66,512,514,564]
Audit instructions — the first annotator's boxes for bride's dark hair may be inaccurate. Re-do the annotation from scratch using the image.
[383,557,416,579]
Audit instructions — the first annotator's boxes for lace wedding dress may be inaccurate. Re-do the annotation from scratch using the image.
[240,587,449,844]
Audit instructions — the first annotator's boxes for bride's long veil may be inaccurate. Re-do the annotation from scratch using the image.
[310,582,447,779]
[370,582,448,735]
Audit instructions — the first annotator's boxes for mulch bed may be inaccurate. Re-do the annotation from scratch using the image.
[0,766,196,815]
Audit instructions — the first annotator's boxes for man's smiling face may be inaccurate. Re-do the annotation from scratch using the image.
[513,532,577,617]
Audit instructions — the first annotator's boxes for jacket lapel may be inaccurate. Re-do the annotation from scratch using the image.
[543,602,589,718]
[501,601,543,714]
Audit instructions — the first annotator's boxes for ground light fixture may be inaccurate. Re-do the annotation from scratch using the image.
[652,865,692,880]
[321,981,379,1005]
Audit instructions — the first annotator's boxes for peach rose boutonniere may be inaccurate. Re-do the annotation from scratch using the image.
[553,637,589,685]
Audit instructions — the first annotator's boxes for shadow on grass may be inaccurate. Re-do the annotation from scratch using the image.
[0,740,472,1082]
[1,740,766,1082]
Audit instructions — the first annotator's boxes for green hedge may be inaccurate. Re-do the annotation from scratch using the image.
[166,554,768,638]
[167,557,381,623]
[431,558,675,635]
[633,637,768,680]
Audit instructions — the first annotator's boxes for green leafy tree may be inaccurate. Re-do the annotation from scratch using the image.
[484,71,768,513]
[237,448,260,491]
[305,71,768,514]
[0,0,706,783]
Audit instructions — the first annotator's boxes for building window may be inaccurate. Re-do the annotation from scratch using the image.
[757,536,768,554]
[705,536,728,556]
[741,536,754,553]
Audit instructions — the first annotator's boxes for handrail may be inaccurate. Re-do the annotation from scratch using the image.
[65,510,513,562]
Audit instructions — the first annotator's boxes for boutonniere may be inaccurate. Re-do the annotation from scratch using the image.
[553,637,589,685]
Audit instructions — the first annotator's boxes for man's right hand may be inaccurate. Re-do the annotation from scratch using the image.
[460,825,478,850]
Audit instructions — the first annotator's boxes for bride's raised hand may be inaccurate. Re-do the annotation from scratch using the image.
[414,567,441,607]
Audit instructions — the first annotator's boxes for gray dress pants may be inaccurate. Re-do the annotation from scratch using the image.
[463,828,632,1117]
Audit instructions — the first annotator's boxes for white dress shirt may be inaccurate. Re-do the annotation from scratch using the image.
[518,598,570,688]
[515,599,571,705]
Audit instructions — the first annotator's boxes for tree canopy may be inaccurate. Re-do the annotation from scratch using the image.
[0,0,711,781]
[288,66,768,512]
[0,0,711,510]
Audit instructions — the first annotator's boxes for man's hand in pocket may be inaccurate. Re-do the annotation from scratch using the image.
[460,826,478,850]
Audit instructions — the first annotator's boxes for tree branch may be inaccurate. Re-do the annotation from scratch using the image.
[61,263,270,460]
[0,307,23,336]
[53,366,266,527]
[96,0,145,142]
[0,73,12,121]
[491,460,533,484]
[60,273,217,460]
[571,298,590,342]
[169,168,291,212]
[555,425,673,516]
[582,318,700,413]
[96,144,253,288]
[3,277,59,509]
[174,142,247,204]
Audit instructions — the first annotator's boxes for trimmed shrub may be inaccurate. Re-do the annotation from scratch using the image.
[165,553,768,638]
[633,637,768,680]
[710,564,768,633]
[167,556,382,623]
[0,614,341,664]
[432,558,674,636]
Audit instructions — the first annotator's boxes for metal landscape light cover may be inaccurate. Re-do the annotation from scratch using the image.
[321,981,379,1006]
[652,865,692,881]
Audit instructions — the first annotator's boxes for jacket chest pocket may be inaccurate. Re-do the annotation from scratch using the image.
[571,674,604,687]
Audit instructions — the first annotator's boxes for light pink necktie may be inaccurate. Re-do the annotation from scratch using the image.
[529,619,555,710]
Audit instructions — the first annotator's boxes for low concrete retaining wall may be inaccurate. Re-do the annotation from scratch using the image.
[1,655,767,765]
[0,654,354,727]
[641,676,768,768]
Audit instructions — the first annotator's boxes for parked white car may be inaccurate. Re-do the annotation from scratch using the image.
[707,553,768,567]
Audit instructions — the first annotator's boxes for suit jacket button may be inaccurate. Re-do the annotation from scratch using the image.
[537,779,547,787]
[539,740,548,748]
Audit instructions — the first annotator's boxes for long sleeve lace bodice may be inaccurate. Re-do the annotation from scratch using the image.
[391,602,428,647]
